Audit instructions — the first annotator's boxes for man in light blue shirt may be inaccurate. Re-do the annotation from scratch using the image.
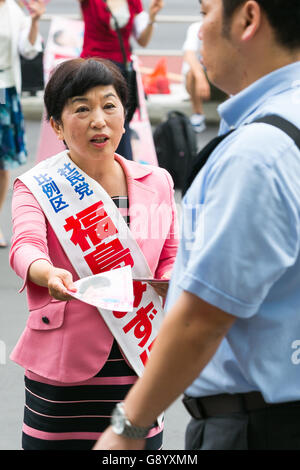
[95,0,300,451]
[179,60,300,403]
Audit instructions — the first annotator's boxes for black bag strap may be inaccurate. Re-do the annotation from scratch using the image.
[183,129,235,196]
[182,114,300,196]
[253,114,300,150]
[102,0,129,70]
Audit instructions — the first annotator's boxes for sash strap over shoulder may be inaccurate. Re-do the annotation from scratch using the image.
[18,150,164,379]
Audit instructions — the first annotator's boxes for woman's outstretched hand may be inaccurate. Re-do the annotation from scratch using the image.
[47,267,77,301]
[28,260,77,301]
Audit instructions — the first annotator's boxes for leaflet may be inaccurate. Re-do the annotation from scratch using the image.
[68,266,134,312]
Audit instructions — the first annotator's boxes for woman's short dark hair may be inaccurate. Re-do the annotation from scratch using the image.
[44,57,128,122]
[222,0,300,49]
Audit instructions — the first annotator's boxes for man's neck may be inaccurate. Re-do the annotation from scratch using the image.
[232,47,300,96]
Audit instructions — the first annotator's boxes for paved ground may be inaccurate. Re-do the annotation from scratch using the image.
[0,114,218,450]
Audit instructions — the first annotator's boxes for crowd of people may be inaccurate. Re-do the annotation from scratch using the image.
[2,0,300,452]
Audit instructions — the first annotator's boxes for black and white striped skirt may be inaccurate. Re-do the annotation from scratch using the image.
[22,341,163,450]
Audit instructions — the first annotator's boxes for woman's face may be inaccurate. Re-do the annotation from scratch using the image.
[51,84,125,167]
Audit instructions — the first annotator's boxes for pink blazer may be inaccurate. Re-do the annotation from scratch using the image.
[9,155,179,383]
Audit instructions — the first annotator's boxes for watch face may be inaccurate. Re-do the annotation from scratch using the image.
[112,408,125,435]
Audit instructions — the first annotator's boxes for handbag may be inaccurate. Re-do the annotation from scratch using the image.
[102,0,139,122]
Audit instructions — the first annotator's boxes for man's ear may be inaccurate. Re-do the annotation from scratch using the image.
[240,0,262,42]
[50,116,64,140]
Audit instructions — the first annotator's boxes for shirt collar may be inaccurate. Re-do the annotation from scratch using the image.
[114,153,153,180]
[218,61,300,131]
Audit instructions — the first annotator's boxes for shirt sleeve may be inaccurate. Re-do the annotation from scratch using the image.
[17,15,43,59]
[179,127,300,318]
[9,179,52,293]
[132,11,149,39]
[182,22,202,52]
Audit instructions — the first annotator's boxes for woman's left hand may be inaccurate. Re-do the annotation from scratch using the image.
[148,280,168,298]
[148,271,171,298]
[28,0,45,21]
[149,0,164,22]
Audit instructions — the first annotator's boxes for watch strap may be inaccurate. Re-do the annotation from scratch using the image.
[111,402,151,439]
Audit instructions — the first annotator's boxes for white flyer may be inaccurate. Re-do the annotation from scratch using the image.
[68,266,134,312]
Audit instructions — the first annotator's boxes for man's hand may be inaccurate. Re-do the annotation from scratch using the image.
[148,271,171,298]
[148,280,169,298]
[92,426,146,450]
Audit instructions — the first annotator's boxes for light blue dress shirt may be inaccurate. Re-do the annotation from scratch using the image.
[166,62,300,403]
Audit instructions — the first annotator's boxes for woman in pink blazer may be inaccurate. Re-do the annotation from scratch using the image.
[9,58,178,450]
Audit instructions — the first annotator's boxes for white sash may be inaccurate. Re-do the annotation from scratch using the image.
[19,151,164,378]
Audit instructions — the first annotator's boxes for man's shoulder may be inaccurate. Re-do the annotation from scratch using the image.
[206,116,300,182]
[225,115,300,163]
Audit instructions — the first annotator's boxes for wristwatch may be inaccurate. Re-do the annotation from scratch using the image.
[111,402,151,439]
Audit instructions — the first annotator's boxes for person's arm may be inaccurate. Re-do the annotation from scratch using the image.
[93,290,236,450]
[17,0,44,59]
[135,0,163,47]
[25,0,45,45]
[28,259,77,301]
[184,49,211,100]
[10,180,77,300]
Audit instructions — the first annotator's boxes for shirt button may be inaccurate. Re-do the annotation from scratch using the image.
[42,316,50,324]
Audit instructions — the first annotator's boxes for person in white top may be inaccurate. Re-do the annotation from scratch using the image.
[182,21,211,133]
[0,0,44,247]
[78,0,164,161]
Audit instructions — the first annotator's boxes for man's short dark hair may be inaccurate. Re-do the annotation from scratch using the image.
[222,0,300,49]
[44,57,128,123]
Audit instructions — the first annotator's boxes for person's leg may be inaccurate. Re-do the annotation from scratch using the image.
[0,169,9,247]
[185,71,206,133]
[185,70,204,115]
[185,414,249,450]
[248,405,300,450]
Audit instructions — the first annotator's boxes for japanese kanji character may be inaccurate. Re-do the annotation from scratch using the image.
[74,181,94,200]
[140,338,156,366]
[63,201,116,251]
[66,170,84,186]
[57,162,74,177]
[84,238,134,274]
[34,173,52,186]
[133,281,147,308]
[49,194,69,213]
[123,302,156,348]
[42,180,60,199]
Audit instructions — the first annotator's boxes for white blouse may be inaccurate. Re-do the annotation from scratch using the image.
[0,2,15,87]
[0,0,43,93]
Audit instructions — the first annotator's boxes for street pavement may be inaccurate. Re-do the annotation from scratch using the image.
[0,112,218,450]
